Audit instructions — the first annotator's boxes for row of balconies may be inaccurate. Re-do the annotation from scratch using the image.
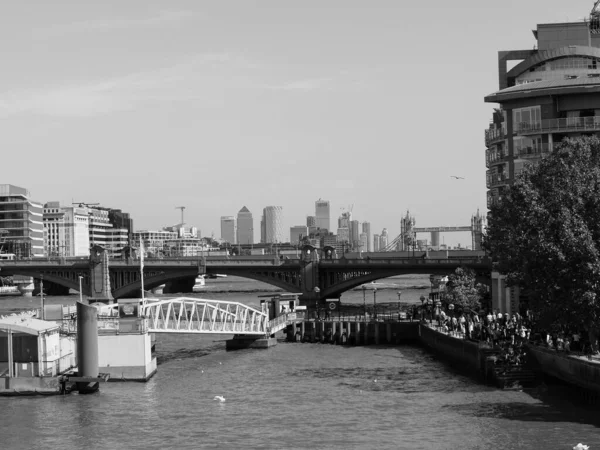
[487,143,552,167]
[486,116,600,146]
[516,116,600,135]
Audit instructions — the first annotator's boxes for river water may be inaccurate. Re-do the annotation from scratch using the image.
[1,276,600,449]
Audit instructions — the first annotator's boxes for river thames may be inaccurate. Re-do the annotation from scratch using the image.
[1,275,600,449]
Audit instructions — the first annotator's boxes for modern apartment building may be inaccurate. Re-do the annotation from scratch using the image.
[261,206,284,244]
[315,199,330,232]
[236,206,253,245]
[0,185,44,257]
[484,16,600,208]
[220,216,236,244]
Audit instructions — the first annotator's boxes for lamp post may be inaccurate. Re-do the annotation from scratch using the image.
[362,285,367,320]
[314,286,320,319]
[397,291,402,320]
[420,294,426,322]
[40,274,45,320]
[373,287,377,321]
[78,275,84,303]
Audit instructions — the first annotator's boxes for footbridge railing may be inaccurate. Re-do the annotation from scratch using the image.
[141,297,269,335]
[268,312,303,335]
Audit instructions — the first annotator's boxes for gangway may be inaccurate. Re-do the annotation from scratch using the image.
[141,297,269,335]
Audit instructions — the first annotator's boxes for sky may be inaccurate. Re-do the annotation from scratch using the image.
[1,0,595,247]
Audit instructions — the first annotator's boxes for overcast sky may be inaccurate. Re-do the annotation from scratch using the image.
[1,1,593,246]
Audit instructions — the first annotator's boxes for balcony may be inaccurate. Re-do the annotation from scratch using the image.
[516,117,600,135]
[486,150,509,168]
[515,143,552,159]
[486,172,510,189]
[485,127,506,146]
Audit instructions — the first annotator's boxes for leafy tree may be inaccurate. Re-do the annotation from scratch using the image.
[484,136,600,331]
[441,267,485,312]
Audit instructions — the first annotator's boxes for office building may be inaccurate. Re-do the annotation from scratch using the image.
[237,206,253,245]
[261,206,284,244]
[485,15,600,208]
[220,216,236,244]
[359,232,368,252]
[315,199,330,231]
[380,228,389,250]
[290,225,308,245]
[350,220,360,251]
[43,202,90,257]
[0,185,44,257]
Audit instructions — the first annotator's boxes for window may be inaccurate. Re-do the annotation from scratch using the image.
[513,106,541,132]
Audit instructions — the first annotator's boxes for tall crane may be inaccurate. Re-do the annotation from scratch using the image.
[590,1,600,34]
[175,206,186,227]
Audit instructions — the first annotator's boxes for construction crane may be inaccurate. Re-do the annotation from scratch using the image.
[590,1,600,34]
[175,206,186,227]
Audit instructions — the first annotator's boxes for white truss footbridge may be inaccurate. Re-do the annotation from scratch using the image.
[140,297,271,335]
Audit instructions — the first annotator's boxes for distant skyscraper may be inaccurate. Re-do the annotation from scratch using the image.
[236,206,253,245]
[315,199,330,231]
[350,220,360,250]
[338,211,351,229]
[262,206,284,243]
[359,233,368,252]
[373,233,381,252]
[306,216,317,235]
[362,222,372,252]
[220,216,236,244]
[380,228,389,250]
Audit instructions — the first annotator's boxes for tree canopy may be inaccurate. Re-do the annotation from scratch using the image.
[441,267,486,313]
[484,136,600,330]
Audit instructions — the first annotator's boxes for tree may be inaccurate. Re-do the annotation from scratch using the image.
[441,267,485,313]
[484,136,600,331]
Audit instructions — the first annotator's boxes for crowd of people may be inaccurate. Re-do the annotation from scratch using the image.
[420,303,600,366]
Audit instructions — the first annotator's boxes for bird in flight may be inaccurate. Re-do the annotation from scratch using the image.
[214,395,226,402]
[450,176,465,179]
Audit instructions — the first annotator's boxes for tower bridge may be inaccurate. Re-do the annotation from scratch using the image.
[0,245,491,304]
[384,210,486,252]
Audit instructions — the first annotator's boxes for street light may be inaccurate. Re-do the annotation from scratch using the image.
[420,294,426,322]
[78,275,84,303]
[373,287,377,321]
[314,286,320,319]
[40,274,45,320]
[397,291,402,320]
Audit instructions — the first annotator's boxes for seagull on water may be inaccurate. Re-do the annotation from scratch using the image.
[214,395,226,402]
[573,444,589,450]
[450,175,465,180]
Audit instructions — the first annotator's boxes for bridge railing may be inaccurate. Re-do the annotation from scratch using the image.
[319,257,488,265]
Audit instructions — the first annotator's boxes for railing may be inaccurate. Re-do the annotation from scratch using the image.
[515,143,551,158]
[320,257,488,265]
[516,117,600,134]
[485,127,506,146]
[485,151,509,168]
[486,172,509,188]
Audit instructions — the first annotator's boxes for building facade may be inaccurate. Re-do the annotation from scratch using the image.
[261,206,284,244]
[220,216,236,244]
[290,225,308,245]
[373,233,381,252]
[236,206,253,245]
[362,221,372,252]
[315,199,330,232]
[485,18,600,209]
[0,185,44,257]
[43,203,91,257]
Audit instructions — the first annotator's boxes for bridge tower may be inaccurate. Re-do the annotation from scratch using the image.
[88,245,114,303]
[471,209,486,251]
[400,211,416,251]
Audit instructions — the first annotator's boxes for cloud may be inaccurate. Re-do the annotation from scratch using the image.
[43,10,194,36]
[0,53,251,118]
[267,77,334,92]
